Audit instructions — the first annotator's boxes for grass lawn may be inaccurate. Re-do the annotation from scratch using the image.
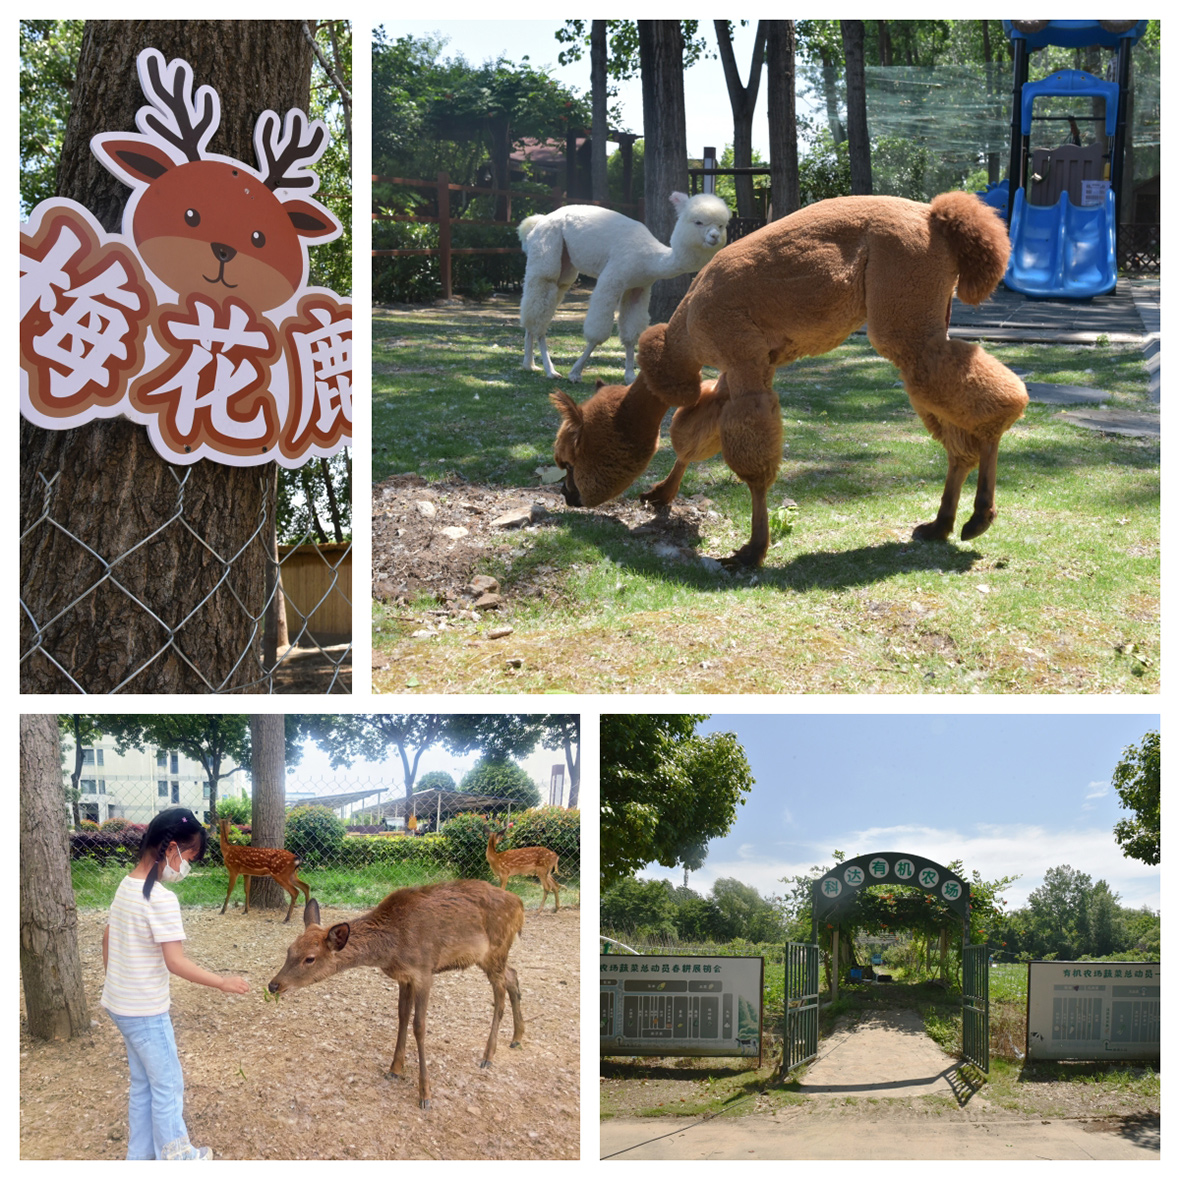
[373,292,1158,694]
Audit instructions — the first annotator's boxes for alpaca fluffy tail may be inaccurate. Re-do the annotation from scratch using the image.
[928,191,1010,306]
[518,214,547,247]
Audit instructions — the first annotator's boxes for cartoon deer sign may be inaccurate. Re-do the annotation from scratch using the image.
[20,47,352,467]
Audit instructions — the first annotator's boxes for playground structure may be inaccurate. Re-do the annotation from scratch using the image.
[1002,19,1149,298]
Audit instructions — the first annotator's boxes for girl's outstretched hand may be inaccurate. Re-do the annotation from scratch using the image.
[220,975,250,995]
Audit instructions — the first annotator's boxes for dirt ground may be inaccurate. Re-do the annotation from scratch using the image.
[20,902,579,1160]
[601,1006,1160,1160]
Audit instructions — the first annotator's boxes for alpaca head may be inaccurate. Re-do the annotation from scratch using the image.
[669,192,731,264]
[549,381,663,508]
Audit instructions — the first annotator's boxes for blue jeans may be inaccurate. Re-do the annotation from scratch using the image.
[106,1010,200,1160]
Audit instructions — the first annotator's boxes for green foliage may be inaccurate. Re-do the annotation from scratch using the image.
[417,769,458,794]
[19,19,83,214]
[343,832,446,868]
[500,806,581,875]
[1111,731,1160,865]
[600,715,755,888]
[285,805,347,866]
[99,816,135,832]
[215,794,252,825]
[601,876,677,940]
[78,819,99,832]
[554,20,711,86]
[459,757,541,809]
[440,811,494,875]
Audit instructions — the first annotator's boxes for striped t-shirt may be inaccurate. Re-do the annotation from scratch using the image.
[101,874,186,1016]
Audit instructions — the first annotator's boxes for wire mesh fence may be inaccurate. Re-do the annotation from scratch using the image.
[68,778,580,915]
[20,464,351,694]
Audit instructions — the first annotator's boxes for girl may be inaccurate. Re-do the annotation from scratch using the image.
[102,807,249,1160]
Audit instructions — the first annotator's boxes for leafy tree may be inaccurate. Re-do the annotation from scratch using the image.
[601,876,677,940]
[1111,730,1160,865]
[459,758,542,810]
[670,886,727,941]
[56,714,105,827]
[416,770,458,794]
[709,877,787,943]
[714,20,768,218]
[19,20,83,214]
[600,714,755,888]
[1027,865,1093,960]
[1086,880,1127,958]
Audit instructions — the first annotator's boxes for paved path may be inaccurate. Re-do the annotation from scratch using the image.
[600,1112,1160,1160]
[600,1007,1160,1161]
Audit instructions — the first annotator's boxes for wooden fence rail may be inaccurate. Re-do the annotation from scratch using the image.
[372,171,642,298]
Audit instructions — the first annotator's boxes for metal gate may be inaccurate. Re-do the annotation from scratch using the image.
[784,941,820,1072]
[962,943,990,1072]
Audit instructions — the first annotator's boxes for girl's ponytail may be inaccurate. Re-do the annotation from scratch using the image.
[138,807,207,899]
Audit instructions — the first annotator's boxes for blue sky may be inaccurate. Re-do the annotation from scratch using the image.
[379,20,818,163]
[637,714,1160,912]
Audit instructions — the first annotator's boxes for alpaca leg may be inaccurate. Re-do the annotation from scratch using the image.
[616,287,652,385]
[717,373,783,568]
[912,444,975,542]
[641,379,728,506]
[960,438,1001,540]
[570,279,625,382]
[520,277,566,378]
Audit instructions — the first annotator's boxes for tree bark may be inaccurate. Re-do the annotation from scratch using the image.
[715,20,767,219]
[766,21,799,220]
[590,20,609,204]
[842,20,873,195]
[20,21,316,694]
[21,715,91,1041]
[248,713,289,910]
[638,21,692,325]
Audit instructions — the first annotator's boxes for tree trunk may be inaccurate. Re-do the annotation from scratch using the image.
[20,21,316,694]
[766,21,799,220]
[638,21,691,325]
[21,715,91,1041]
[565,735,581,808]
[842,20,872,195]
[248,713,289,911]
[716,20,767,219]
[590,20,609,204]
[820,49,844,145]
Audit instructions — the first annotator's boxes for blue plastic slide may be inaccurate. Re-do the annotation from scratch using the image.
[1004,187,1117,298]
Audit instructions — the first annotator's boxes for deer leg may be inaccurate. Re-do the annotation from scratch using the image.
[221,869,238,914]
[282,881,298,923]
[505,965,525,1048]
[243,874,252,915]
[386,980,413,1083]
[412,981,433,1109]
[482,972,507,1070]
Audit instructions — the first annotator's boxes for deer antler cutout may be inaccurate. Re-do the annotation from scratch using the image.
[134,48,219,163]
[255,108,327,194]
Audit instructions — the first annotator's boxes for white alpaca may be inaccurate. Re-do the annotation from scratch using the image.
[518,192,730,384]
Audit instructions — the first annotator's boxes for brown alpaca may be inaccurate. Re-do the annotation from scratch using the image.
[550,192,1029,567]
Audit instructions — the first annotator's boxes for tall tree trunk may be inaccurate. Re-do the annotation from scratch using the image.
[21,715,91,1041]
[248,713,289,911]
[590,20,609,204]
[841,20,873,195]
[638,21,691,324]
[20,21,316,694]
[766,21,799,220]
[715,20,768,219]
[820,48,844,144]
[564,735,581,808]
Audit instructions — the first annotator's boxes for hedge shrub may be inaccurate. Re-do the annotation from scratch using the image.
[343,833,447,869]
[285,805,346,866]
[500,806,581,877]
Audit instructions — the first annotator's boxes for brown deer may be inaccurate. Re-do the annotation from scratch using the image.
[267,880,525,1109]
[218,817,310,923]
[486,827,561,911]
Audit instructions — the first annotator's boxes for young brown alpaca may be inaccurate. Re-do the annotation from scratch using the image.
[550,192,1029,567]
[267,880,525,1109]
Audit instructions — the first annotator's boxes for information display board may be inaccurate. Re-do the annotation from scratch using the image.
[1027,961,1160,1061]
[600,955,763,1058]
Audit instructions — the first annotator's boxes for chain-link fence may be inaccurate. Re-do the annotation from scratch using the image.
[20,464,351,694]
[67,779,580,915]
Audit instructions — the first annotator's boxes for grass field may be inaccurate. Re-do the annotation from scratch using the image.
[373,293,1158,694]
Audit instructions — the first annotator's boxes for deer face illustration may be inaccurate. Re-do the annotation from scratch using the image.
[95,145,336,311]
[91,48,340,315]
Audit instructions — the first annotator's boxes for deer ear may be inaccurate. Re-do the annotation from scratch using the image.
[284,199,340,241]
[303,898,321,928]
[326,921,351,951]
[92,135,179,187]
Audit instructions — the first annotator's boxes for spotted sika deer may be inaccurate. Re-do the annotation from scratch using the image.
[486,828,561,911]
[218,817,311,923]
[267,880,526,1109]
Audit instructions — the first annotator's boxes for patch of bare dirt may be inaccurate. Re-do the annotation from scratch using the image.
[372,471,724,613]
[20,904,579,1160]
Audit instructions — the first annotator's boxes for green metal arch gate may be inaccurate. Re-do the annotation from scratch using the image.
[783,852,989,1075]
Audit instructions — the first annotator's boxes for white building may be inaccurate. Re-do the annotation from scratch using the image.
[60,733,246,825]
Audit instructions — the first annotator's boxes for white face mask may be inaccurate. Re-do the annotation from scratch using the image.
[161,845,192,883]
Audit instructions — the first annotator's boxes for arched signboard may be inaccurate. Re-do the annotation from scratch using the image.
[812,851,970,941]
